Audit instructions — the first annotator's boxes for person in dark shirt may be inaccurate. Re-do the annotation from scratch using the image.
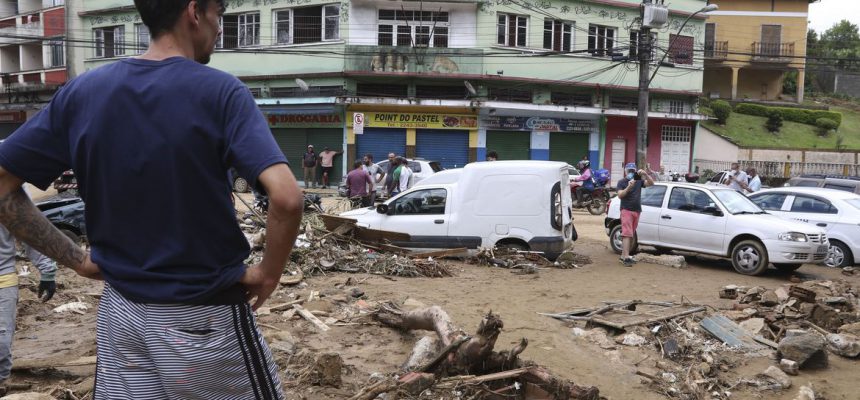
[303,144,318,188]
[346,161,373,207]
[616,162,654,266]
[0,0,303,397]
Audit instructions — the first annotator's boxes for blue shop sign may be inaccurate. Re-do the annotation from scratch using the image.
[483,116,593,132]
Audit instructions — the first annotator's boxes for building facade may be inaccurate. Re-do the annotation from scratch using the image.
[72,0,709,184]
[702,0,812,103]
[0,0,66,138]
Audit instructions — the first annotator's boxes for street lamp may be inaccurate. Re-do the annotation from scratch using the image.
[635,3,718,168]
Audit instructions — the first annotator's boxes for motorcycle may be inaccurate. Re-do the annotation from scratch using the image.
[569,180,611,215]
[253,190,322,214]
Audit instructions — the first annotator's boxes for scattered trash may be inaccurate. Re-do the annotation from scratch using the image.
[700,314,768,350]
[620,333,646,346]
[719,285,738,299]
[51,302,89,315]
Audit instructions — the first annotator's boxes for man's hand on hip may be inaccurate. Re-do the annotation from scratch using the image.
[240,264,281,310]
[73,253,103,280]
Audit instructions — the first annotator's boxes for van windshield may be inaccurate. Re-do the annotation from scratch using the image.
[713,189,764,214]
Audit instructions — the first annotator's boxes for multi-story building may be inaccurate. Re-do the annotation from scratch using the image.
[0,0,66,138]
[74,0,710,184]
[702,0,812,103]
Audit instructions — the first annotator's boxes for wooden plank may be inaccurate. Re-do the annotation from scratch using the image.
[293,304,330,332]
[268,298,305,312]
[590,305,706,330]
[319,214,358,232]
[13,356,97,371]
[700,314,765,349]
[411,248,468,259]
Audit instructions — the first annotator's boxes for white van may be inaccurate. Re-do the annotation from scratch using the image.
[339,161,575,260]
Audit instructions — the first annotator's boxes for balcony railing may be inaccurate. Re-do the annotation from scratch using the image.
[704,41,728,61]
[344,45,483,75]
[751,42,794,63]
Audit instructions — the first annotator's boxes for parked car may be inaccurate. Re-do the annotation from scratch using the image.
[339,158,443,198]
[748,187,860,268]
[784,174,860,195]
[605,182,828,275]
[339,161,575,260]
[36,197,86,244]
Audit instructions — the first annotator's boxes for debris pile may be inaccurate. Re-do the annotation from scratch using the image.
[240,213,454,278]
[469,248,591,271]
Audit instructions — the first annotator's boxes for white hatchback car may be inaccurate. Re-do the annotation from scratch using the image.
[605,182,829,275]
[748,187,860,268]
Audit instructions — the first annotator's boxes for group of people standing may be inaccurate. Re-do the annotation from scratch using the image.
[345,152,414,207]
[302,145,342,189]
[720,162,762,194]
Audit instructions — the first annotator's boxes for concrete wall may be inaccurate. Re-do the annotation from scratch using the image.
[736,68,784,101]
[735,148,859,164]
[694,125,737,162]
[835,73,860,99]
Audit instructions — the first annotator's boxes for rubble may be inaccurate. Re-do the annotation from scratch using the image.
[793,384,816,400]
[631,253,687,268]
[761,365,792,389]
[780,359,799,375]
[777,332,828,369]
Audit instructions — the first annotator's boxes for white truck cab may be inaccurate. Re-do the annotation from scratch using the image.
[339,161,575,260]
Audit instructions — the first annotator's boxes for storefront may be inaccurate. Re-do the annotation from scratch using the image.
[263,108,345,184]
[0,111,26,140]
[348,109,478,169]
[603,116,696,183]
[480,115,596,164]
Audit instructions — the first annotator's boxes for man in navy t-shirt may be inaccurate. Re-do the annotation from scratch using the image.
[0,0,303,398]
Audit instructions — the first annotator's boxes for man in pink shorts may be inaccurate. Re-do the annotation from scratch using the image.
[616,163,654,266]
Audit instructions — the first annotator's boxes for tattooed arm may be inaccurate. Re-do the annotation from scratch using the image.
[0,168,101,279]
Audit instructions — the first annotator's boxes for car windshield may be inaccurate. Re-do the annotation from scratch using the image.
[712,189,764,214]
[429,162,443,172]
[846,199,860,210]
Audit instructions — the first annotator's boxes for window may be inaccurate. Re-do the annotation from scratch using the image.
[791,196,837,214]
[356,83,408,97]
[275,10,291,44]
[551,92,592,106]
[135,23,150,54]
[609,96,637,110]
[709,172,726,184]
[239,13,260,46]
[668,34,694,65]
[377,10,449,48]
[704,23,716,57]
[391,189,447,215]
[668,187,713,213]
[48,39,64,67]
[488,87,532,102]
[94,26,124,58]
[794,180,820,187]
[497,14,527,47]
[845,199,860,210]
[668,100,686,114]
[293,5,340,44]
[641,185,667,208]
[543,19,572,52]
[750,193,788,211]
[661,125,692,142]
[629,30,656,59]
[713,190,762,214]
[823,183,855,193]
[588,25,615,57]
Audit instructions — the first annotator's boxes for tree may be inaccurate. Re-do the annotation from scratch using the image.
[711,100,732,124]
[818,20,860,70]
[765,110,783,133]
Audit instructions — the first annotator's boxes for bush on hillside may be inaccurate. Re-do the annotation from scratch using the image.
[765,110,783,133]
[816,117,839,136]
[734,103,842,127]
[711,100,732,125]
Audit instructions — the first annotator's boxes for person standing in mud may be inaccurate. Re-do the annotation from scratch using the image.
[0,0,303,397]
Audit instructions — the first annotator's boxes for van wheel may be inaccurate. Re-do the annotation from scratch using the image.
[496,241,528,252]
[731,240,769,275]
[773,263,802,273]
[609,225,637,255]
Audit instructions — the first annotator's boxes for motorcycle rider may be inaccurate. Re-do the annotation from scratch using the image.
[573,160,595,205]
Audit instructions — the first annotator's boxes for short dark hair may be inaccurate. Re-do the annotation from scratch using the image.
[353,161,363,169]
[134,0,225,39]
[487,151,499,159]
[364,153,374,160]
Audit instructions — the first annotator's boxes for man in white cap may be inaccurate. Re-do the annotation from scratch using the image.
[302,144,318,188]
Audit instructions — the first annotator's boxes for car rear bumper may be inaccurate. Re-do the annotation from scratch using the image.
[529,236,571,261]
[764,239,830,264]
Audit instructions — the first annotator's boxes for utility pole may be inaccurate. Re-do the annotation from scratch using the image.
[635,8,651,169]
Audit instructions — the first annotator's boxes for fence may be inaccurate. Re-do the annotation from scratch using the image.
[692,159,860,179]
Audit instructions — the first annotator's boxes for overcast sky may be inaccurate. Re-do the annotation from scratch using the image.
[808,1,860,34]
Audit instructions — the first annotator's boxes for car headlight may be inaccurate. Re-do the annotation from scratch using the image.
[778,232,808,242]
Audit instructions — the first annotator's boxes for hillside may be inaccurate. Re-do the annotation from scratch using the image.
[701,105,860,150]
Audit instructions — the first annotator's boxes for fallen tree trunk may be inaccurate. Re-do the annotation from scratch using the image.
[372,303,599,400]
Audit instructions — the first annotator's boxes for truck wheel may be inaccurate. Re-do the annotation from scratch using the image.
[233,177,250,193]
[496,240,528,252]
[609,225,637,255]
[773,263,802,273]
[731,240,769,275]
[825,241,852,268]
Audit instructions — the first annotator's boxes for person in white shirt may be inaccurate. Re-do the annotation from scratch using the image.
[746,168,762,193]
[722,162,749,192]
[397,157,413,192]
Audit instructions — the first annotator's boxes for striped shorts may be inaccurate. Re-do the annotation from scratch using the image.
[93,284,284,399]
